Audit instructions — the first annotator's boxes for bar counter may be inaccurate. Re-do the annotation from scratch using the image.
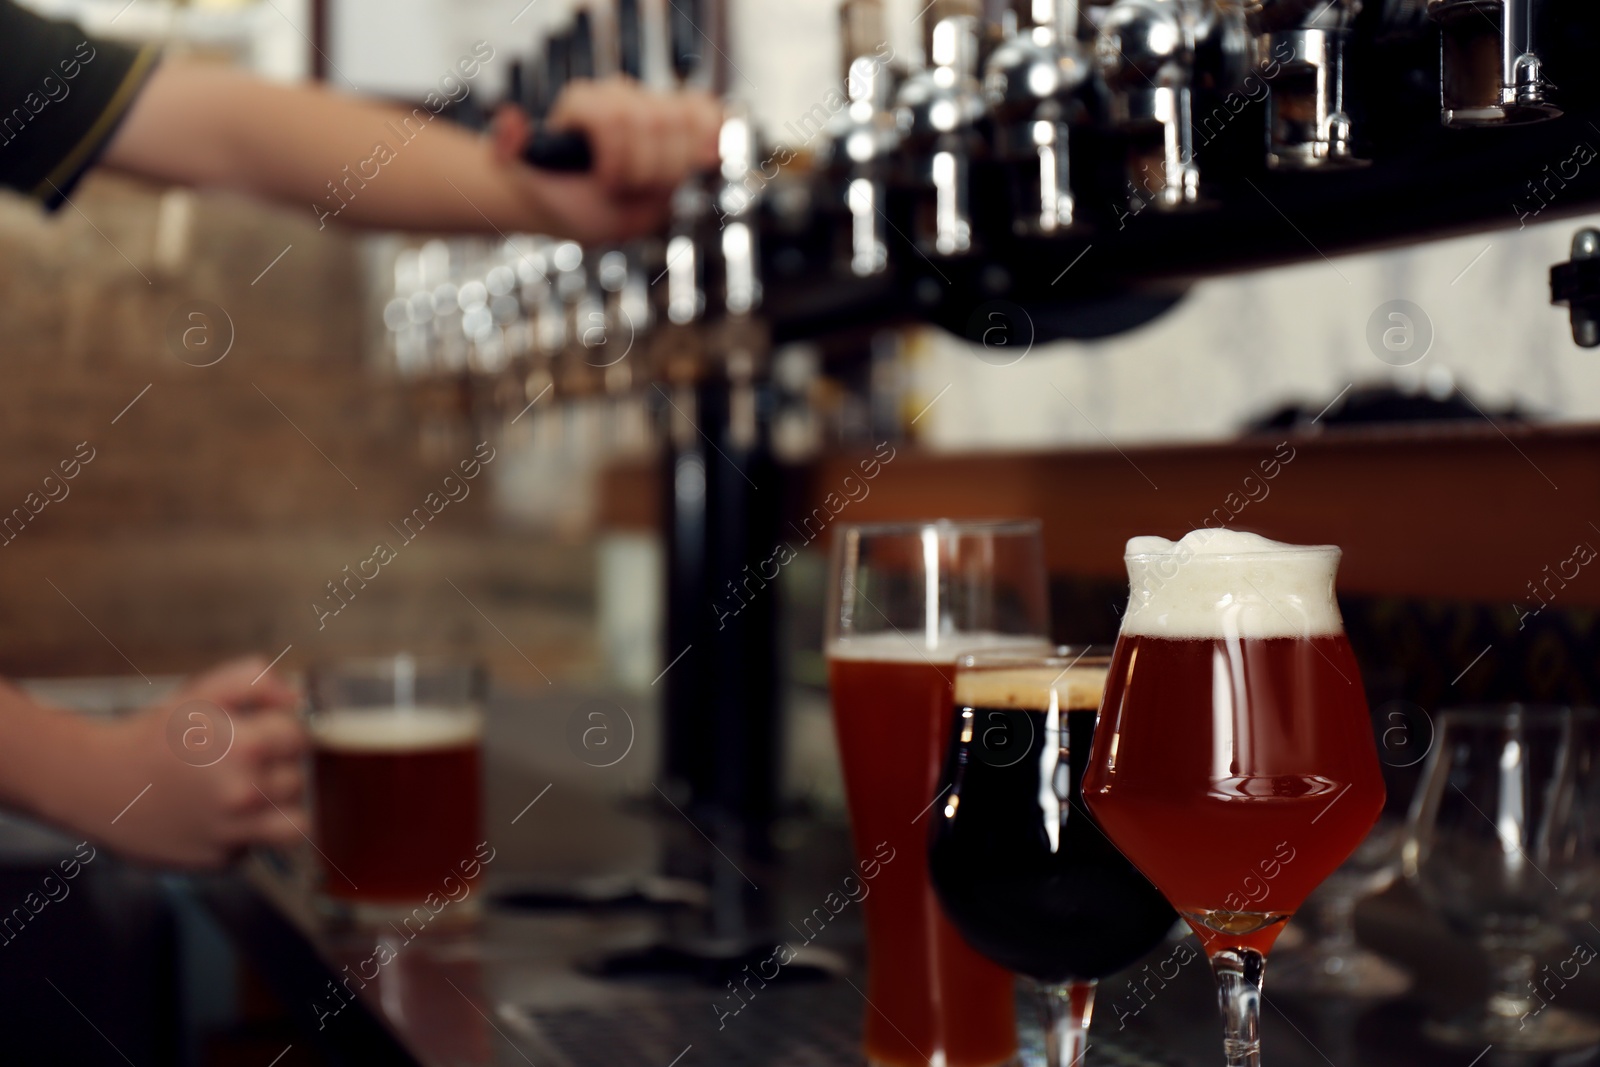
[178,684,1600,1067]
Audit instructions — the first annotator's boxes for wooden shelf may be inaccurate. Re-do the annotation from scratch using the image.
[601,421,1600,608]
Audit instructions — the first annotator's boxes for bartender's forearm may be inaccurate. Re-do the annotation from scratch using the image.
[101,60,553,234]
[0,682,95,827]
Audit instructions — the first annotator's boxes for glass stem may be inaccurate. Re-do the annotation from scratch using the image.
[1316,893,1359,954]
[1037,979,1096,1067]
[1485,947,1538,1022]
[1211,947,1266,1067]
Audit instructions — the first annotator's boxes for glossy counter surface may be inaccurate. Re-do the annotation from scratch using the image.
[198,685,1600,1067]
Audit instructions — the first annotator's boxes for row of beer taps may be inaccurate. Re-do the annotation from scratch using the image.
[381,0,1562,415]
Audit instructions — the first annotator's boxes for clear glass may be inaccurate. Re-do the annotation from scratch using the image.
[306,655,488,922]
[931,647,1178,1067]
[1082,539,1386,1067]
[1269,816,1411,997]
[1405,706,1600,1051]
[826,520,1050,1067]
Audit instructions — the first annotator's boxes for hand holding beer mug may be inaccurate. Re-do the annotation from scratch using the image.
[826,520,1050,1067]
[1083,531,1385,1067]
[307,656,487,921]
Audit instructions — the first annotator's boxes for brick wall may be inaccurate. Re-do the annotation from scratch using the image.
[0,173,593,685]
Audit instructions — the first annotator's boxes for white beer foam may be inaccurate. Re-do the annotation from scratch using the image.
[1122,530,1343,639]
[826,631,1048,666]
[954,665,1109,711]
[311,706,483,752]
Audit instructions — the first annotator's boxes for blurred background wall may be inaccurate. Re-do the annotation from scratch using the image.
[0,173,593,682]
[5,0,1600,686]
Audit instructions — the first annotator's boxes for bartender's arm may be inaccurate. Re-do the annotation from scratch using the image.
[0,659,307,868]
[0,3,715,867]
[2,1,720,244]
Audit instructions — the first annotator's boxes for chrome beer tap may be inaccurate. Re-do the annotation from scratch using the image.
[824,0,899,276]
[593,0,660,400]
[548,239,605,397]
[1429,0,1559,127]
[1096,0,1204,209]
[1255,0,1366,169]
[985,0,1094,233]
[896,12,987,256]
[716,107,762,322]
[711,104,771,442]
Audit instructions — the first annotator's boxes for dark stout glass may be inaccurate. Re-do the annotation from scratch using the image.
[930,651,1177,1067]
[931,658,1176,983]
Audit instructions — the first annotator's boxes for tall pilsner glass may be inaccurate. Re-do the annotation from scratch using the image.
[827,520,1050,1067]
[1083,532,1385,1067]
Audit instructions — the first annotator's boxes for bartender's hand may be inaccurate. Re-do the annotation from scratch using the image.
[29,657,309,868]
[491,77,723,244]
[105,62,722,242]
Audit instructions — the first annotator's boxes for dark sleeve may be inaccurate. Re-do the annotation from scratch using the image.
[0,1,161,208]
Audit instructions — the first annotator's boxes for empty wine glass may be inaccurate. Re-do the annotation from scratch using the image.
[1271,817,1411,997]
[1405,706,1600,1051]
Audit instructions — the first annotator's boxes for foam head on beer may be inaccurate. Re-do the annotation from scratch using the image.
[953,664,1109,712]
[1121,530,1343,640]
[309,706,483,751]
[827,630,1049,664]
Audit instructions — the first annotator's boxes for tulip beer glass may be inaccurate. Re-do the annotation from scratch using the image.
[1083,532,1385,1067]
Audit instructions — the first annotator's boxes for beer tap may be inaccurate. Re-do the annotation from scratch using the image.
[1255,0,1366,169]
[598,0,660,401]
[1096,0,1205,209]
[696,99,786,888]
[384,247,429,380]
[716,108,763,324]
[549,239,606,397]
[569,8,598,81]
[984,0,1094,234]
[519,23,598,172]
[1430,0,1559,127]
[823,0,899,276]
[896,11,987,256]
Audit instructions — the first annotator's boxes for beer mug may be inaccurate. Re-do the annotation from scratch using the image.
[306,656,487,918]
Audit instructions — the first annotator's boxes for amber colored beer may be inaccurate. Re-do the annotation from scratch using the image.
[829,636,1037,1067]
[1084,633,1385,955]
[311,708,484,902]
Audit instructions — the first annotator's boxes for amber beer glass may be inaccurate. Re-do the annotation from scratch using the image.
[308,656,486,911]
[1083,532,1384,1067]
[827,520,1049,1067]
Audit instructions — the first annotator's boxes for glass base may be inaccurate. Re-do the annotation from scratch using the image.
[1184,908,1291,938]
[1424,1005,1600,1052]
[1270,943,1412,998]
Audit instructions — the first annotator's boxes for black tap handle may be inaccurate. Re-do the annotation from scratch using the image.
[542,31,572,117]
[522,127,594,172]
[570,9,596,81]
[618,0,644,80]
[507,59,526,112]
[670,0,701,82]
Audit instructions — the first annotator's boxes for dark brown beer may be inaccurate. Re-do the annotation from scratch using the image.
[311,708,484,902]
[930,661,1178,983]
